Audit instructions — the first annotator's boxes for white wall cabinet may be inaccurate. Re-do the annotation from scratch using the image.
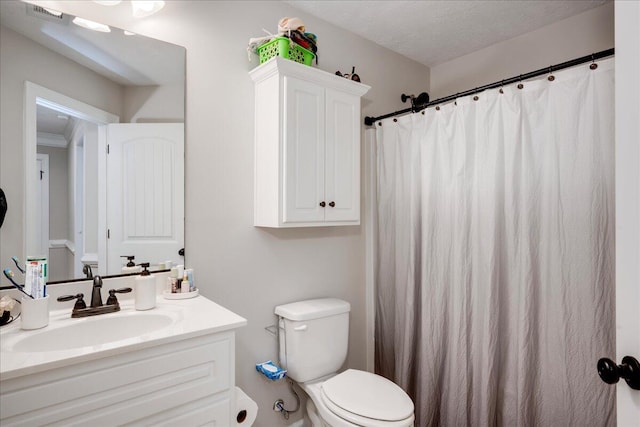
[250,57,370,227]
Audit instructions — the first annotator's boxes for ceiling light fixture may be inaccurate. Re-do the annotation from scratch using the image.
[92,1,123,5]
[131,1,165,18]
[72,17,111,32]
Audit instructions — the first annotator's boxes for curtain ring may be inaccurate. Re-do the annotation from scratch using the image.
[547,66,555,81]
[499,80,504,94]
[590,53,598,70]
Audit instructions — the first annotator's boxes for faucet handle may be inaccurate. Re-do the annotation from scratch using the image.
[106,287,132,305]
[57,293,87,310]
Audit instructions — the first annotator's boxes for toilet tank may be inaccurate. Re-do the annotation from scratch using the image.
[275,298,350,383]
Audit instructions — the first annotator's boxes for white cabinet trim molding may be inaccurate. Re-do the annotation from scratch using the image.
[250,57,371,97]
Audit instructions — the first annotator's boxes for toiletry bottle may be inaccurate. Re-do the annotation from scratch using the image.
[181,270,190,293]
[121,255,142,274]
[186,268,195,292]
[169,267,179,293]
[135,263,156,310]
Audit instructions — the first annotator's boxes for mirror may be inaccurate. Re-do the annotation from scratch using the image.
[0,2,185,282]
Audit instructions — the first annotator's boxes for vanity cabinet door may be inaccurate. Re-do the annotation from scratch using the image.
[283,76,325,224]
[0,333,234,426]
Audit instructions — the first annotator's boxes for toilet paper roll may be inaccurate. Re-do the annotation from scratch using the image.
[234,386,258,426]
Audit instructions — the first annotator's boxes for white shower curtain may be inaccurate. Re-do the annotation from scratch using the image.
[374,58,615,426]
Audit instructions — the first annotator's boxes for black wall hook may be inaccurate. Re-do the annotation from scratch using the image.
[401,92,430,112]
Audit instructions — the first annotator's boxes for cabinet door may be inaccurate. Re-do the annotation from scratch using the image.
[283,76,325,223]
[325,89,360,223]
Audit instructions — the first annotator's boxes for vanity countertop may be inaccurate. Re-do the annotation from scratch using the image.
[0,296,247,381]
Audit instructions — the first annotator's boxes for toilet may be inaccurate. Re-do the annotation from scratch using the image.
[275,298,415,427]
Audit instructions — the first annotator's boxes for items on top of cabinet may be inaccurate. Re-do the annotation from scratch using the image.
[335,66,361,83]
[247,17,318,66]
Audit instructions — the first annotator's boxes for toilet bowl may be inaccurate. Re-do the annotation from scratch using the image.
[301,370,414,427]
[274,298,415,427]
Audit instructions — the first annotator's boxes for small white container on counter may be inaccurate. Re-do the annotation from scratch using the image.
[21,295,50,330]
[134,263,156,311]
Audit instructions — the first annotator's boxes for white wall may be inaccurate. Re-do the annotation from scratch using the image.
[24,1,430,426]
[123,84,184,123]
[429,2,614,99]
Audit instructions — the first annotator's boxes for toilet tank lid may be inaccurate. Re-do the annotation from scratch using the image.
[275,298,350,321]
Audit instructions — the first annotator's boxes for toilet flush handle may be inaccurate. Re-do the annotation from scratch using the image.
[293,325,308,332]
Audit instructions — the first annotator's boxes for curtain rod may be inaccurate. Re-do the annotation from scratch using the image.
[363,47,615,126]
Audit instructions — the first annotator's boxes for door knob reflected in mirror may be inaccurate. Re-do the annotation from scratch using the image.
[597,356,640,390]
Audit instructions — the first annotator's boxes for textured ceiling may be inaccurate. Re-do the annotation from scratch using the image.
[286,0,609,67]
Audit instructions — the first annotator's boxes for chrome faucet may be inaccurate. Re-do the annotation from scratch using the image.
[91,276,103,308]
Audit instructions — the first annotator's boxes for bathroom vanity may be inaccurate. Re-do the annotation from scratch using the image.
[0,295,247,426]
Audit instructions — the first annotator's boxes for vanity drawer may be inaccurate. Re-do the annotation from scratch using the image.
[0,332,234,426]
[137,396,231,426]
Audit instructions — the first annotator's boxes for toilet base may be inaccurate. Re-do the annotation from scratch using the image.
[307,399,329,427]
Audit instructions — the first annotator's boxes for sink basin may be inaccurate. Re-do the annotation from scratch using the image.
[1,296,247,382]
[12,313,174,352]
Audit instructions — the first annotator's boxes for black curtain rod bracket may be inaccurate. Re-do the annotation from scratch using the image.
[364,48,614,126]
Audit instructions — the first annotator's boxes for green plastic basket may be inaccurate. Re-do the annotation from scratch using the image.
[257,37,315,66]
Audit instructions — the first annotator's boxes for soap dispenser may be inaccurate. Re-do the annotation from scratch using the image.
[121,255,142,274]
[134,263,155,310]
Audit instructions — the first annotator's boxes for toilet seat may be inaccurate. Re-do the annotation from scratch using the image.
[319,369,414,427]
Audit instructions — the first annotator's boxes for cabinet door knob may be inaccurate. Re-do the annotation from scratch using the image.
[319,201,326,207]
[329,201,335,207]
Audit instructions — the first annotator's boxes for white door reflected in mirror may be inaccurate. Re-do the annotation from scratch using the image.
[105,123,184,275]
